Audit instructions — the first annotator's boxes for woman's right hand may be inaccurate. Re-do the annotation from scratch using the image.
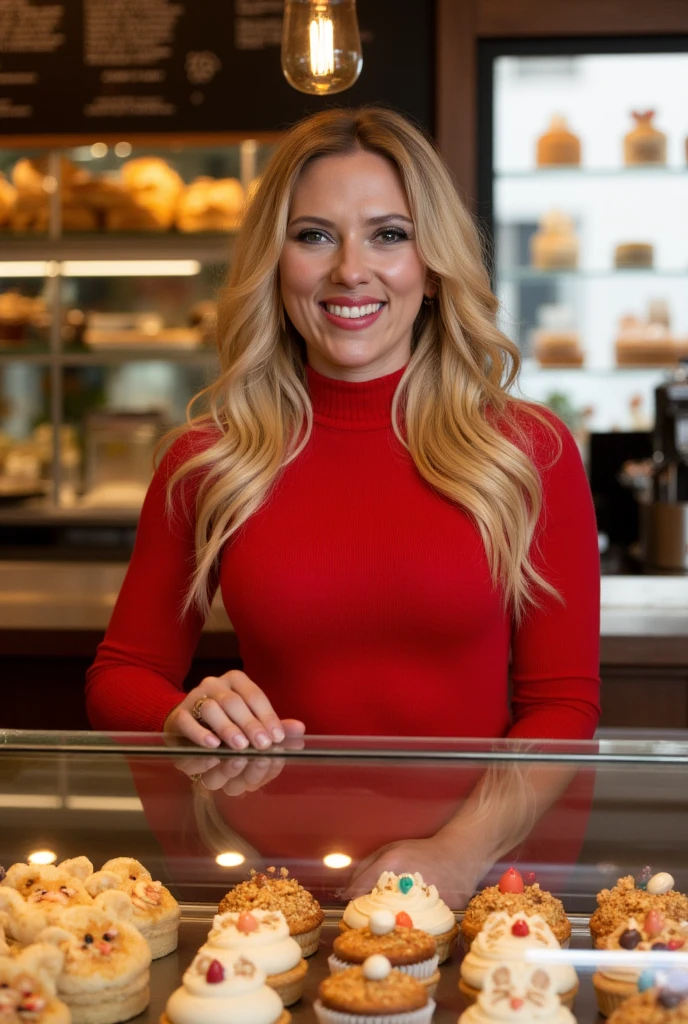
[164,670,305,750]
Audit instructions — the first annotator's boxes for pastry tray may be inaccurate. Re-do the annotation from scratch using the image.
[140,908,600,1024]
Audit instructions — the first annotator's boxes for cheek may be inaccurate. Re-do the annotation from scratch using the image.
[380,252,427,299]
[279,251,322,310]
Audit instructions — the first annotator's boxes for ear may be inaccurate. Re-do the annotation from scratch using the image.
[0,887,24,914]
[94,890,133,920]
[35,925,74,947]
[2,864,35,889]
[85,871,121,897]
[423,272,438,301]
[59,857,93,881]
[16,943,65,982]
[101,858,151,882]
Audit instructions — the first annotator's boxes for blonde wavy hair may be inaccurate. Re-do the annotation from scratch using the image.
[164,106,561,620]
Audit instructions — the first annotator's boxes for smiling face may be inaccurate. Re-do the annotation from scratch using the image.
[279,149,432,382]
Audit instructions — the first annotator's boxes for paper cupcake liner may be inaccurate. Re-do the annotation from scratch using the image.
[293,923,322,958]
[314,998,436,1024]
[328,956,440,981]
[592,973,638,1018]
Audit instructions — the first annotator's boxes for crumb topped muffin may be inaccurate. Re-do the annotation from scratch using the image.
[219,868,323,957]
[461,869,570,948]
[315,956,435,1024]
[331,910,440,994]
[591,874,688,948]
[607,972,688,1024]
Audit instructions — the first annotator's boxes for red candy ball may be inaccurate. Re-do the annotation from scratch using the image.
[237,912,258,933]
[644,910,665,937]
[668,939,685,951]
[395,912,413,929]
[499,868,525,895]
[523,872,537,886]
[206,960,225,984]
[511,919,530,937]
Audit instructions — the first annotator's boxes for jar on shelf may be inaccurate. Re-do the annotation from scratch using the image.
[536,114,581,167]
[623,111,667,166]
[530,210,579,270]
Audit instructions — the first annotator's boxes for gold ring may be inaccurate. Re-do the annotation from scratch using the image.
[191,696,210,722]
[189,774,203,784]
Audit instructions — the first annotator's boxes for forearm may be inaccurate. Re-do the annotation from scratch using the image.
[85,661,184,732]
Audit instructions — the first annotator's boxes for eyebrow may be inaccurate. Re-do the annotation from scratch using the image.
[289,213,413,227]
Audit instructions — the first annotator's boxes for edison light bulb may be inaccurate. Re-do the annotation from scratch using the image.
[281,0,362,96]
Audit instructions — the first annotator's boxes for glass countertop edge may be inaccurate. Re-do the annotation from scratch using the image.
[3,730,688,761]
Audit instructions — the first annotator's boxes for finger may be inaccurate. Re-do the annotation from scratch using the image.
[196,697,252,751]
[281,719,306,737]
[216,691,277,750]
[199,758,248,791]
[173,708,222,749]
[173,755,220,776]
[225,674,286,744]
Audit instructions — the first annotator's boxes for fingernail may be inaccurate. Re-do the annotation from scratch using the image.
[204,735,220,748]
[232,735,248,749]
[272,727,285,743]
[231,758,247,770]
[255,732,270,749]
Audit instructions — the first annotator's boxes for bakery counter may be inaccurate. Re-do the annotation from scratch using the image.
[1,561,687,730]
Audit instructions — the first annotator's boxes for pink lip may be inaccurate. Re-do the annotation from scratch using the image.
[320,302,385,331]
[320,296,385,307]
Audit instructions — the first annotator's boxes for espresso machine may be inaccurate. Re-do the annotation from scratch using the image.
[641,361,688,571]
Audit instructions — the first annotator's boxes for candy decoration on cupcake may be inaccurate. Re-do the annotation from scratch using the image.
[638,969,656,992]
[647,872,675,895]
[399,876,414,895]
[206,960,225,984]
[658,970,688,1008]
[499,868,524,894]
[237,911,259,933]
[363,954,392,981]
[396,913,413,929]
[511,919,530,938]
[635,866,652,890]
[644,910,665,937]
[369,911,396,935]
[619,927,642,949]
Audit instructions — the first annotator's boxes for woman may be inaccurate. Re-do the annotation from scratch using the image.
[85,107,600,750]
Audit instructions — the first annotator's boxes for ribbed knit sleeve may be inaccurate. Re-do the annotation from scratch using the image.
[508,411,601,740]
[85,432,214,733]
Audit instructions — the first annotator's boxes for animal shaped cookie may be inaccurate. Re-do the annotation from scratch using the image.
[86,858,180,959]
[36,890,151,1024]
[1,859,94,912]
[0,942,70,1024]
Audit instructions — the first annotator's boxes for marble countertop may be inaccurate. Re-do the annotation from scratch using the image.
[1,561,687,636]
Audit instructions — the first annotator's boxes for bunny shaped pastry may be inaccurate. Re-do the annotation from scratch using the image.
[36,890,151,1024]
[460,963,577,1024]
[0,942,70,1024]
[1,859,94,915]
[86,858,180,959]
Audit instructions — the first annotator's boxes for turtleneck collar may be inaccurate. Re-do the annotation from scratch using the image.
[305,363,406,430]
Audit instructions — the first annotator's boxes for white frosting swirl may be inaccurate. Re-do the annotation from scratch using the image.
[461,913,576,995]
[342,872,455,937]
[461,963,576,1024]
[165,952,283,1024]
[203,910,301,977]
[462,1002,575,1024]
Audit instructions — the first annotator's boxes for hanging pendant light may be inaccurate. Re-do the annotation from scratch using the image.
[281,0,362,96]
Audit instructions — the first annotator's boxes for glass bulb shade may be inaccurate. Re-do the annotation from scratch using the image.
[281,0,362,96]
[28,849,57,865]
[323,852,352,869]
[215,852,246,867]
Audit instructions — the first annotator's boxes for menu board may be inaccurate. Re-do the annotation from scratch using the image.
[0,0,434,135]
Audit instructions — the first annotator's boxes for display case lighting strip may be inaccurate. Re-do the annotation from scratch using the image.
[0,260,201,278]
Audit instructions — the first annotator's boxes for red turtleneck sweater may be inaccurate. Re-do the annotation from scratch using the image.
[86,366,600,739]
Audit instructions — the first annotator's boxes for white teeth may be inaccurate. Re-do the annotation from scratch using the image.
[324,302,383,318]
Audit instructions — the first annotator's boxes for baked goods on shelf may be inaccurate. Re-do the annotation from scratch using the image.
[0,859,95,941]
[459,963,577,1024]
[607,971,688,1024]
[0,291,46,345]
[590,872,688,946]
[615,310,679,367]
[35,891,152,1024]
[459,911,578,1008]
[530,211,579,270]
[614,243,654,269]
[593,913,688,1016]
[341,871,458,965]
[219,868,323,957]
[200,909,308,1006]
[177,177,245,232]
[117,157,184,232]
[315,955,434,1024]
[461,868,571,949]
[624,111,667,165]
[0,942,70,1024]
[532,305,583,368]
[163,951,289,1024]
[0,172,17,227]
[330,909,440,996]
[85,858,180,960]
[536,115,582,167]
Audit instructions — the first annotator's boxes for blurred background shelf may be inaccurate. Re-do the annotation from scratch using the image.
[0,233,234,265]
[495,167,688,179]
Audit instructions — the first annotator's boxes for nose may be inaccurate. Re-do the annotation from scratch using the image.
[330,237,372,289]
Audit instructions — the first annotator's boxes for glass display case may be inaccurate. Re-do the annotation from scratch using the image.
[0,138,277,521]
[479,39,688,435]
[2,731,688,1023]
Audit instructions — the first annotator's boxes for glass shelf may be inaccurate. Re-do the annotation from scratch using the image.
[0,234,234,265]
[495,167,688,180]
[499,267,688,281]
[0,349,217,365]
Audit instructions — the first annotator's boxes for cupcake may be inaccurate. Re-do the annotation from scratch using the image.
[219,868,323,958]
[341,872,457,964]
[199,909,307,1006]
[459,912,578,1008]
[608,971,688,1024]
[590,872,688,948]
[459,963,577,1024]
[86,857,180,959]
[330,910,440,996]
[0,942,70,1024]
[314,955,434,1024]
[36,890,152,1024]
[593,913,688,1016]
[461,869,571,949]
[162,951,289,1024]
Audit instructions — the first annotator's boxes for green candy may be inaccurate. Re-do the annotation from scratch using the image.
[398,876,414,894]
